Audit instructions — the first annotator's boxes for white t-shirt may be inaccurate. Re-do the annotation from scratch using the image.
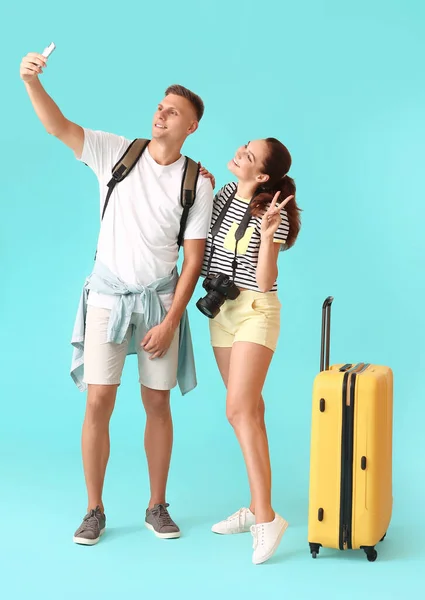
[79,129,213,312]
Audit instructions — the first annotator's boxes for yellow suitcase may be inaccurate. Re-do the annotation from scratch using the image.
[308,297,393,561]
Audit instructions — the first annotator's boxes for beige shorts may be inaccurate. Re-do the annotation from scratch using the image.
[83,306,180,390]
[209,290,281,352]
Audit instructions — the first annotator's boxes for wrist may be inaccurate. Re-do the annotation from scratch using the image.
[162,313,179,332]
[24,78,40,89]
[260,233,275,245]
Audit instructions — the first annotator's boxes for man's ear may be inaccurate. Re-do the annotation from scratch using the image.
[187,121,199,136]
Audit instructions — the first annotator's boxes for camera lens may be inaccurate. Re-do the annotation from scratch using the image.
[196,290,225,319]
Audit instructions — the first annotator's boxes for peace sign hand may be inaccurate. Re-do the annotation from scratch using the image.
[260,192,294,241]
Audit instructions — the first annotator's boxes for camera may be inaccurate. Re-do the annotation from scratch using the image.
[196,273,240,319]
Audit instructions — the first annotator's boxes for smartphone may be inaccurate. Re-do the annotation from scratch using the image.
[42,42,56,58]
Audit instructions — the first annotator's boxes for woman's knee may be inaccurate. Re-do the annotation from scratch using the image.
[226,396,258,428]
[258,396,266,423]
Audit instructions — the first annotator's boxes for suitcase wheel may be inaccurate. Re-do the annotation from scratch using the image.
[380,533,386,542]
[309,543,321,558]
[363,547,378,562]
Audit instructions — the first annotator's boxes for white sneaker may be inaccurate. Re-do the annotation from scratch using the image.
[251,514,289,564]
[211,507,255,535]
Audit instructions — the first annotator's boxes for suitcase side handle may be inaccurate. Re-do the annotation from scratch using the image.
[320,296,334,372]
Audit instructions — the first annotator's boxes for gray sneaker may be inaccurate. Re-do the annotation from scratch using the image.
[145,503,181,539]
[73,506,106,545]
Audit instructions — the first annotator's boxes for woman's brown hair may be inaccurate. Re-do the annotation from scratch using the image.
[250,138,301,249]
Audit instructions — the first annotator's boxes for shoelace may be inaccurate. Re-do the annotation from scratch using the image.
[81,509,100,532]
[226,508,248,530]
[250,524,265,549]
[152,503,173,528]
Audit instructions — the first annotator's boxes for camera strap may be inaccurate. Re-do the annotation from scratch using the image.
[207,188,254,282]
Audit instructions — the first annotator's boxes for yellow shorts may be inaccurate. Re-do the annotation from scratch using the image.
[209,290,281,352]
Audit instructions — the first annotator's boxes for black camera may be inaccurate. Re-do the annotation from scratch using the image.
[196,273,240,319]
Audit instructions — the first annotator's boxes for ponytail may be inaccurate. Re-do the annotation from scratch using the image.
[250,174,301,249]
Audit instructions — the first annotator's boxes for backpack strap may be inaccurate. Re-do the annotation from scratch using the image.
[101,138,150,220]
[96,139,199,260]
[177,157,200,247]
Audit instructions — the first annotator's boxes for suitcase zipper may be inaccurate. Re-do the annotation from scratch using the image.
[339,371,351,550]
[339,364,370,550]
[345,372,356,550]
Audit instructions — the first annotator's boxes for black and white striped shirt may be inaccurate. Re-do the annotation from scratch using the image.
[201,182,290,292]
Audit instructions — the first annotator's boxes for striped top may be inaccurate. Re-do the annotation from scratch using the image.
[201,182,290,292]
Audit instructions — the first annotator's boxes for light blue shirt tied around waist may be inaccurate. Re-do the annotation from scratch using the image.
[70,260,197,395]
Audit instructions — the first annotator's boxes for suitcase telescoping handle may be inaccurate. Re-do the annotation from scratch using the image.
[320,296,334,372]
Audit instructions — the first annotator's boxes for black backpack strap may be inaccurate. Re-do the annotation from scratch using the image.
[94,138,149,260]
[96,142,198,260]
[101,138,150,220]
[177,157,200,248]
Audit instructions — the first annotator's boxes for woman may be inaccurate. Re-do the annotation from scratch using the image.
[199,138,301,565]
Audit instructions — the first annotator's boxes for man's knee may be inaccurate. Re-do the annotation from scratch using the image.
[142,387,171,421]
[86,385,117,422]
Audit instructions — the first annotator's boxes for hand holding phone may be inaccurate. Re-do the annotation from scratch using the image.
[42,42,56,58]
[20,43,55,83]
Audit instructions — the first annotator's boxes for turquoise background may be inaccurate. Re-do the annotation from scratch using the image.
[1,0,424,597]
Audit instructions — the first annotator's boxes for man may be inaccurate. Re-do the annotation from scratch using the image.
[20,50,214,545]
